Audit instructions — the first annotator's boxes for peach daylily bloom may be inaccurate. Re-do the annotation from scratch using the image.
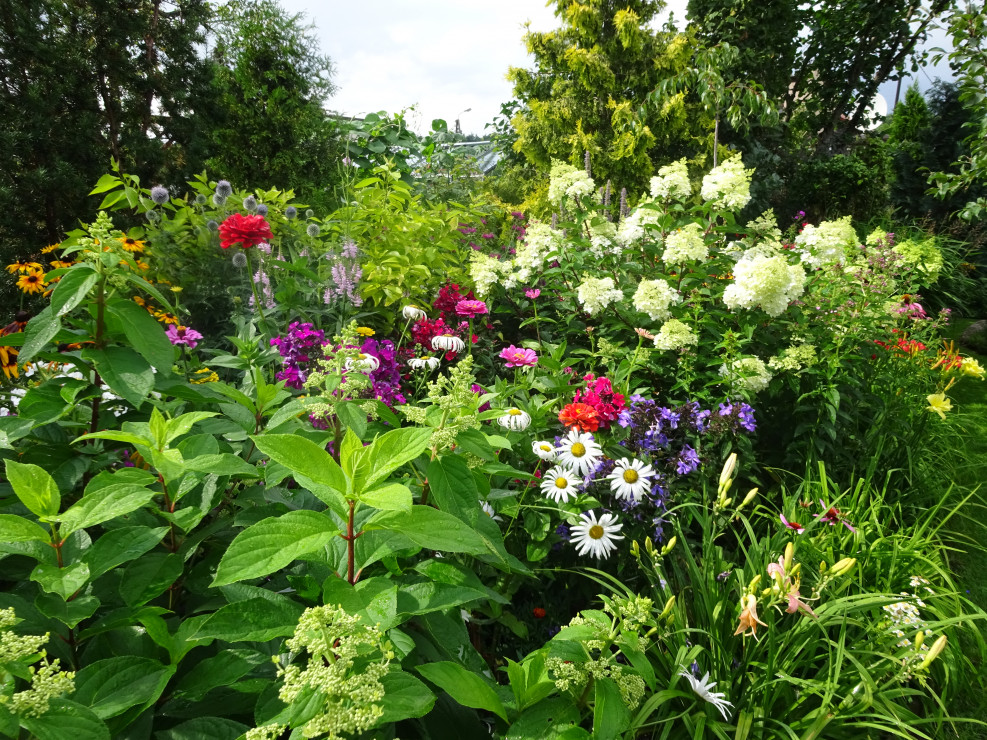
[734,594,767,637]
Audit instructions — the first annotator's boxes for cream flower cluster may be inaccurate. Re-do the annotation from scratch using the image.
[577,276,623,315]
[768,343,818,372]
[514,221,562,281]
[588,219,619,257]
[650,158,692,201]
[722,253,806,317]
[469,251,507,296]
[700,157,753,211]
[548,161,595,206]
[653,318,698,351]
[719,356,772,394]
[632,278,679,321]
[796,217,857,268]
[616,201,663,247]
[662,223,708,264]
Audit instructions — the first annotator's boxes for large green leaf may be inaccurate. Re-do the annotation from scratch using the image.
[426,455,481,523]
[190,596,305,643]
[82,526,168,579]
[59,483,157,536]
[30,561,89,600]
[363,427,431,489]
[365,506,488,555]
[34,593,101,628]
[358,482,412,512]
[50,265,98,317]
[155,718,249,740]
[105,297,175,370]
[4,459,60,518]
[212,510,339,586]
[72,657,174,720]
[375,670,436,724]
[119,552,182,607]
[593,677,631,739]
[251,434,348,496]
[18,306,61,364]
[82,346,154,408]
[417,662,507,721]
[173,649,267,700]
[21,698,109,740]
[0,514,51,543]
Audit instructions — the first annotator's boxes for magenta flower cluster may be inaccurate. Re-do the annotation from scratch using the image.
[499,344,538,368]
[270,322,326,389]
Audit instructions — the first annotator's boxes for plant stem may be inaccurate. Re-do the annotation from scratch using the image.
[346,499,356,584]
[247,249,272,336]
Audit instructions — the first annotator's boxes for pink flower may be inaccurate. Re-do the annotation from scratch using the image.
[525,288,541,299]
[455,299,488,318]
[166,324,203,348]
[816,500,856,533]
[780,513,805,534]
[499,344,538,368]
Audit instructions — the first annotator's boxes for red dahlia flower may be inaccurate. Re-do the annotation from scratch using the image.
[219,213,273,249]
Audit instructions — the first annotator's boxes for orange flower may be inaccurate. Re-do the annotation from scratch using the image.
[154,310,179,325]
[41,244,60,254]
[558,402,600,432]
[49,260,75,270]
[0,346,21,380]
[6,260,42,275]
[16,269,47,295]
[119,236,145,253]
[734,594,767,638]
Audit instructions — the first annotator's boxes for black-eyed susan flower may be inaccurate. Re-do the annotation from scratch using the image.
[119,236,145,253]
[16,270,47,295]
[191,367,219,384]
[49,260,74,270]
[0,346,21,380]
[41,244,60,254]
[154,310,179,325]
[6,260,42,275]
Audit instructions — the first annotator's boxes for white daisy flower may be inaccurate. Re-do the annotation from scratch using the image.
[497,407,531,431]
[541,466,581,503]
[678,671,733,721]
[431,334,465,353]
[532,440,557,461]
[570,510,624,558]
[607,458,656,503]
[403,304,426,320]
[479,500,502,521]
[344,353,379,373]
[555,429,602,476]
[408,356,440,370]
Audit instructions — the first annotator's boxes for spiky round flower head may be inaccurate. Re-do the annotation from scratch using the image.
[403,304,426,321]
[206,219,219,232]
[723,253,806,317]
[285,206,298,219]
[212,193,227,207]
[633,279,679,322]
[194,193,207,205]
[256,203,269,217]
[305,209,315,219]
[607,458,656,502]
[306,223,321,238]
[795,216,857,268]
[497,407,531,431]
[215,180,233,198]
[556,428,602,476]
[662,223,708,264]
[243,195,258,212]
[570,510,624,558]
[650,158,692,201]
[145,209,160,223]
[150,185,169,205]
[719,356,772,394]
[345,353,380,373]
[548,161,595,205]
[432,334,465,353]
[576,276,623,316]
[700,157,752,211]
[232,252,248,269]
[409,355,440,371]
[653,318,699,351]
[541,465,581,503]
[532,440,557,461]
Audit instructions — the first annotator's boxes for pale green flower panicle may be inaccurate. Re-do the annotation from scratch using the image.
[723,253,806,317]
[662,222,708,264]
[653,318,698,351]
[548,161,596,205]
[719,356,773,394]
[632,278,679,322]
[796,216,857,268]
[577,276,624,316]
[700,157,753,211]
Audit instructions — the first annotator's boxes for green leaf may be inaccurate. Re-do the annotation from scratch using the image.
[4,459,60,518]
[105,297,176,370]
[416,662,507,721]
[155,718,249,740]
[82,346,154,408]
[191,596,304,642]
[59,483,157,537]
[19,306,62,363]
[83,526,168,579]
[506,697,582,740]
[119,552,183,607]
[0,417,34,450]
[183,453,258,477]
[72,657,174,720]
[363,427,431,490]
[376,670,436,724]
[358,482,412,512]
[426,456,480,523]
[593,677,630,739]
[49,265,98,317]
[21,698,110,740]
[365,506,489,555]
[34,593,100,628]
[335,400,368,438]
[0,514,52,543]
[251,434,348,496]
[89,174,121,195]
[30,561,90,600]
[212,510,339,586]
[72,429,152,447]
[164,411,219,445]
[173,649,267,700]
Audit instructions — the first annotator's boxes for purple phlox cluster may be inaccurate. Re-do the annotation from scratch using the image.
[249,267,276,310]
[324,240,362,307]
[676,444,700,475]
[717,402,757,433]
[360,338,405,407]
[270,322,326,389]
[255,242,272,255]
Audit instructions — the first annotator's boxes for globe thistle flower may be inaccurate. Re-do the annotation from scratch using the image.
[194,193,207,205]
[212,193,227,207]
[285,206,298,219]
[146,209,160,223]
[243,195,258,212]
[607,458,656,503]
[207,219,219,232]
[532,440,557,461]
[497,407,531,431]
[541,465,581,503]
[256,203,269,217]
[570,510,624,558]
[150,185,169,205]
[556,428,602,476]
[403,304,426,321]
[232,252,248,269]
[306,223,321,238]
[215,180,233,198]
[305,209,315,219]
[408,356,440,371]
[431,334,465,353]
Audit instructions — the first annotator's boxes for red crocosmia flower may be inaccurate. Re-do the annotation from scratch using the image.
[558,402,600,432]
[532,607,546,619]
[218,213,274,249]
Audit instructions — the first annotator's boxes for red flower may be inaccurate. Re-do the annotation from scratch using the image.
[559,402,599,432]
[573,374,626,429]
[532,607,546,619]
[218,213,273,249]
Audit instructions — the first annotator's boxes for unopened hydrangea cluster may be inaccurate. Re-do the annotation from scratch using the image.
[0,609,75,719]
[768,343,818,372]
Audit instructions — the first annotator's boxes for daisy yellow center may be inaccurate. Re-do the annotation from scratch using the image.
[509,409,522,416]
[622,469,639,484]
[555,477,568,489]
[588,524,604,539]
[571,442,586,457]
[539,444,552,451]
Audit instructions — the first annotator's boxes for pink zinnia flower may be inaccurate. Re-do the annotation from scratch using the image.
[166,324,203,348]
[525,288,541,299]
[499,344,537,368]
[456,299,488,318]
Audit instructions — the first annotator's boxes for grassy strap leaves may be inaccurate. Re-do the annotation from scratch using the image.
[212,510,339,586]
[416,661,508,721]
[4,459,60,518]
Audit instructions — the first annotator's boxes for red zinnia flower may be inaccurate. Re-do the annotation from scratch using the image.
[558,402,599,432]
[532,607,546,619]
[218,213,273,249]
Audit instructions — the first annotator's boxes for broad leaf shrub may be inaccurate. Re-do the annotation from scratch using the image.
[0,160,983,738]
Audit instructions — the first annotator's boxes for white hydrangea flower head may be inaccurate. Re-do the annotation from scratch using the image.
[469,251,506,297]
[722,254,806,317]
[548,161,595,206]
[795,217,857,268]
[662,223,708,264]
[588,219,618,258]
[577,276,623,316]
[653,318,699,351]
[616,200,662,247]
[700,157,753,211]
[515,221,561,277]
[650,158,692,201]
[719,356,772,394]
[768,343,818,372]
[632,278,679,322]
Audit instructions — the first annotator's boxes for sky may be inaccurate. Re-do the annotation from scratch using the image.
[279,1,953,136]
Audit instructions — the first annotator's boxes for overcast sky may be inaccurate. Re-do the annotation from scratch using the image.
[279,1,952,135]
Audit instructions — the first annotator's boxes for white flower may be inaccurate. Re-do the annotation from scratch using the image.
[662,223,708,264]
[548,161,595,205]
[588,220,618,258]
[576,276,623,316]
[497,408,531,431]
[616,202,662,247]
[345,353,379,373]
[795,217,857,268]
[650,159,692,201]
[469,251,508,297]
[719,357,772,394]
[570,510,624,559]
[515,221,561,277]
[431,334,465,353]
[556,429,602,476]
[607,458,655,503]
[532,440,557,461]
[700,157,752,211]
[722,254,806,317]
[402,304,426,321]
[653,319,699,351]
[678,671,733,721]
[633,279,679,322]
[479,500,502,521]
[541,466,581,503]
[408,356,440,371]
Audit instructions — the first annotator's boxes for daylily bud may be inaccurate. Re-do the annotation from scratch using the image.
[631,540,640,558]
[819,560,828,574]
[747,574,762,592]
[914,630,926,651]
[738,487,758,510]
[790,562,801,578]
[661,536,677,556]
[784,541,795,571]
[919,635,947,670]
[660,595,676,619]
[644,537,655,556]
[830,558,856,577]
[719,453,737,487]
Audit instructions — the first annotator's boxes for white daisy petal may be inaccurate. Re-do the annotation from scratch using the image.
[607,458,656,503]
[431,334,465,353]
[556,428,602,476]
[408,356,440,370]
[569,510,624,559]
[497,408,531,431]
[541,466,581,503]
[532,440,557,461]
